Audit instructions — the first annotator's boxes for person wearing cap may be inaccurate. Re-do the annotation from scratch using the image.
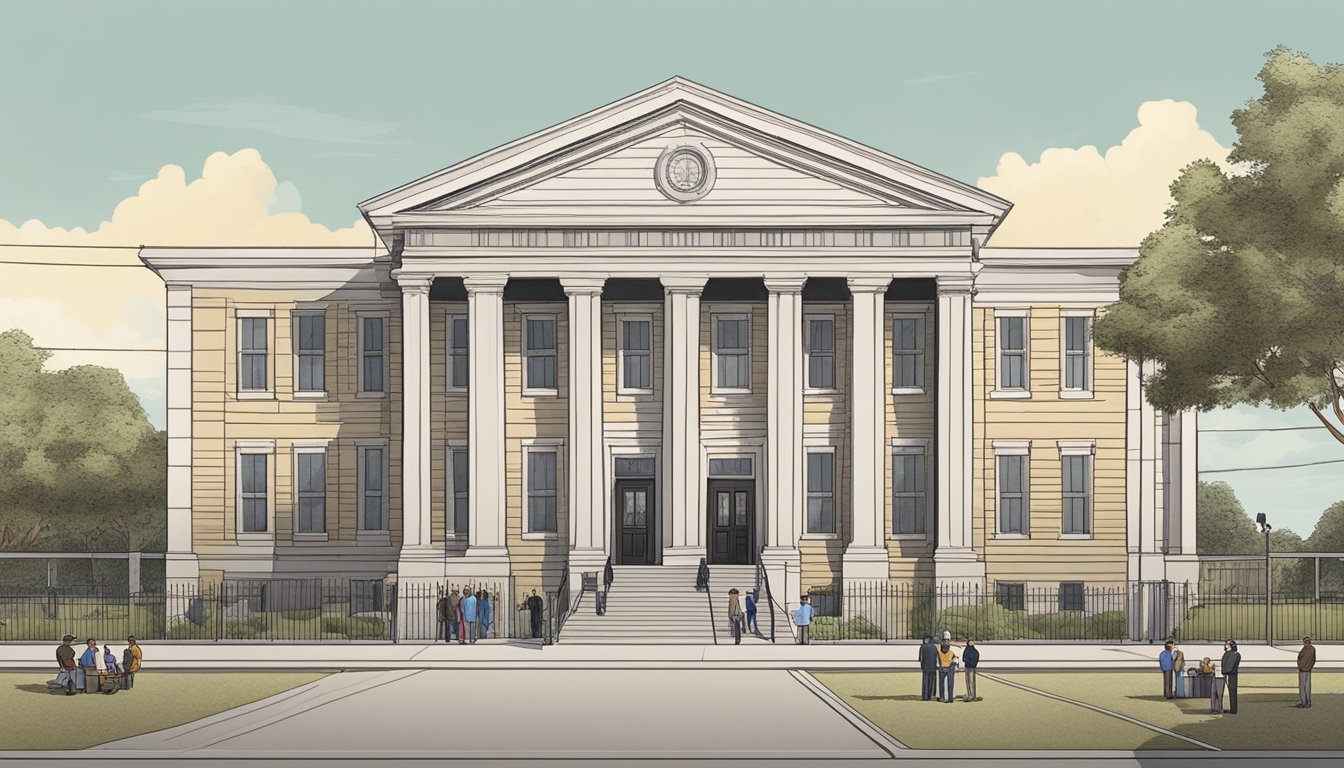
[52,634,79,695]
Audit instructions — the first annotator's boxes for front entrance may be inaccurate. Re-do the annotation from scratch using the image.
[616,479,655,565]
[707,480,754,565]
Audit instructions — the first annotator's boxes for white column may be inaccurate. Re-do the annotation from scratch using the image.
[165,283,199,585]
[933,275,983,586]
[562,277,607,585]
[464,274,510,566]
[764,278,805,609]
[661,276,707,566]
[842,277,890,583]
[394,273,439,583]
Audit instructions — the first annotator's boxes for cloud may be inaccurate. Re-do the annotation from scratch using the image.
[144,96,404,145]
[978,100,1233,246]
[0,149,375,427]
[904,72,974,86]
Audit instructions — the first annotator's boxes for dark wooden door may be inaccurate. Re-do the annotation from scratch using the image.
[617,480,654,565]
[708,480,754,565]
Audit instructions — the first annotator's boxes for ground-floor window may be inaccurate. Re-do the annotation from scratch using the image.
[448,447,469,536]
[996,582,1025,611]
[1059,581,1085,612]
[805,449,835,534]
[294,449,326,533]
[240,453,268,533]
[526,448,559,533]
[359,445,386,531]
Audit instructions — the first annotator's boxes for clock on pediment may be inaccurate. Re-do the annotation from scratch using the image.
[654,143,716,202]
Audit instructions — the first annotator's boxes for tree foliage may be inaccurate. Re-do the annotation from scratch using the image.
[1093,47,1344,444]
[0,329,165,552]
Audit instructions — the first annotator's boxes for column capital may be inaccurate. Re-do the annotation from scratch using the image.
[661,275,709,294]
[463,274,509,295]
[763,276,807,294]
[846,276,892,294]
[935,274,975,295]
[393,271,434,295]
[560,276,606,296]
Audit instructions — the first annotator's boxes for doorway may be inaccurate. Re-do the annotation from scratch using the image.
[707,479,754,565]
[616,479,655,565]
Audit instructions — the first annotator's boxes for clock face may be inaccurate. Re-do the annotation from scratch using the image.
[654,144,715,202]
[665,150,706,192]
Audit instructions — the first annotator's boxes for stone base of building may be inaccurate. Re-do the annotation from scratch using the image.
[933,548,986,590]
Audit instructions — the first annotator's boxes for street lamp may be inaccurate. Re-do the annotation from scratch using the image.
[1255,513,1273,646]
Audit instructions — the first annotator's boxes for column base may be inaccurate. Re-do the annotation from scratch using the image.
[841,545,890,585]
[164,552,200,584]
[661,547,706,567]
[395,546,445,581]
[1162,555,1199,589]
[933,548,985,589]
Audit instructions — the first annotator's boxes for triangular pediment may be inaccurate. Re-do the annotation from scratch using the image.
[360,78,1010,236]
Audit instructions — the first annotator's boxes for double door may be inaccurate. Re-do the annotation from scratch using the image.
[708,480,754,565]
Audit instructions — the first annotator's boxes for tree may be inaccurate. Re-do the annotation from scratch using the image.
[1093,47,1344,444]
[0,329,166,557]
[1197,481,1260,555]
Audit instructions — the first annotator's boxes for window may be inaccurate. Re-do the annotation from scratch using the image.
[892,443,927,535]
[526,448,558,533]
[293,312,325,394]
[614,456,656,476]
[1061,453,1092,536]
[359,316,385,394]
[1059,582,1085,612]
[359,446,386,531]
[619,316,652,393]
[708,457,753,477]
[892,315,925,391]
[523,314,558,394]
[239,317,269,392]
[805,450,835,534]
[447,314,469,391]
[448,447,469,537]
[239,453,268,533]
[997,314,1028,391]
[294,449,326,534]
[712,314,750,391]
[805,315,835,390]
[996,582,1025,611]
[1063,315,1091,393]
[997,452,1030,535]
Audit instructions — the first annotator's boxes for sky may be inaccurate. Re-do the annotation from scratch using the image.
[1,0,1342,536]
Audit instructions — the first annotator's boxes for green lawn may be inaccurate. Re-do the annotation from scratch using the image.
[1178,603,1344,642]
[811,671,1193,750]
[3,671,327,750]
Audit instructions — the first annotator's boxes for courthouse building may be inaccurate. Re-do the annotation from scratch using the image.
[141,79,1198,619]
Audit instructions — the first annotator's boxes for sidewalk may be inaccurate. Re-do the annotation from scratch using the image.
[2,641,1338,670]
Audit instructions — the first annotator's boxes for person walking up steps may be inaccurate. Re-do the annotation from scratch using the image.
[727,588,743,644]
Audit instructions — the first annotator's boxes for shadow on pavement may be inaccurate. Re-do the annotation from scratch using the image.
[1135,692,1341,754]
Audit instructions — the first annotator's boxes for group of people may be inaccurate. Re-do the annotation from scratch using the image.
[1158,637,1316,714]
[49,635,142,695]
[918,631,981,703]
[725,587,767,643]
[434,587,496,643]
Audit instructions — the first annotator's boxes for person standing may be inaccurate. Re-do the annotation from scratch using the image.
[727,588,743,644]
[526,590,545,639]
[1172,642,1186,698]
[447,588,463,642]
[461,587,478,644]
[937,639,958,703]
[54,634,78,695]
[123,636,142,690]
[1297,636,1315,708]
[918,636,938,701]
[1159,641,1175,699]
[1221,639,1241,714]
[745,588,761,638]
[963,639,980,702]
[436,588,450,643]
[793,595,814,645]
[478,591,494,639]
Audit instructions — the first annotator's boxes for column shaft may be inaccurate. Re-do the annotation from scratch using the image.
[662,276,707,565]
[563,278,607,579]
[842,278,890,582]
[933,275,983,585]
[165,283,199,582]
[465,274,509,557]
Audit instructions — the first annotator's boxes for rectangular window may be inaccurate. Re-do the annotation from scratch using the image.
[1062,454,1092,535]
[805,450,835,534]
[526,449,558,533]
[240,453,268,533]
[998,315,1028,390]
[293,312,325,394]
[1059,582,1085,612]
[295,450,326,533]
[997,454,1029,535]
[892,315,925,390]
[892,445,927,535]
[708,457,753,477]
[524,314,558,394]
[996,582,1025,611]
[1063,315,1091,391]
[449,447,469,536]
[359,316,385,394]
[614,456,656,477]
[712,314,750,391]
[805,315,835,390]
[447,314,469,391]
[619,317,652,392]
[239,317,269,392]
[359,446,385,531]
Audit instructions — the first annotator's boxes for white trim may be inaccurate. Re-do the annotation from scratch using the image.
[616,312,655,396]
[292,444,328,536]
[446,312,469,393]
[234,442,275,540]
[1057,441,1097,455]
[446,440,469,539]
[993,309,1031,397]
[357,441,389,533]
[889,310,928,395]
[993,442,1031,537]
[235,308,274,319]
[291,308,327,399]
[356,311,389,398]
[803,312,838,393]
[803,445,838,536]
[522,313,560,397]
[890,437,930,540]
[1060,310,1095,398]
[710,312,752,394]
[523,438,565,536]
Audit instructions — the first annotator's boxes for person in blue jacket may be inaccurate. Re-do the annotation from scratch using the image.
[963,639,981,702]
[478,591,494,639]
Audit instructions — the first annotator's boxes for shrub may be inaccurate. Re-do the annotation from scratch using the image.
[321,614,385,639]
[936,604,1039,640]
[277,609,320,621]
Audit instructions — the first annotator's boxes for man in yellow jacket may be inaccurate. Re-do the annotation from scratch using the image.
[123,636,142,690]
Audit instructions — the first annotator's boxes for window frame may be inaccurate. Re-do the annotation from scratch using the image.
[993,441,1031,538]
[710,312,752,394]
[803,313,837,392]
[992,309,1032,398]
[804,446,837,536]
[1059,441,1095,539]
[234,440,274,539]
[291,309,327,398]
[356,312,389,398]
[446,441,469,539]
[522,313,559,397]
[1058,581,1086,613]
[522,440,564,538]
[1060,311,1094,399]
[616,313,654,396]
[891,438,930,539]
[890,311,927,395]
[356,442,389,535]
[996,582,1026,612]
[236,310,273,399]
[292,443,328,540]
[446,311,469,393]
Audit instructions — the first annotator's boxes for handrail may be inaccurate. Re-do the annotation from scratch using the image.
[699,557,718,645]
[546,569,570,645]
[755,546,776,643]
[604,555,614,591]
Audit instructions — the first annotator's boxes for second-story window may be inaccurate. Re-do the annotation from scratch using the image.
[524,314,558,394]
[293,312,325,394]
[805,315,835,390]
[447,314,469,390]
[998,315,1028,390]
[712,314,750,391]
[359,316,385,394]
[619,317,652,392]
[239,317,269,392]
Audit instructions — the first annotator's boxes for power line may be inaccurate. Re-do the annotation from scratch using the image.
[1199,425,1328,433]
[1199,458,1344,474]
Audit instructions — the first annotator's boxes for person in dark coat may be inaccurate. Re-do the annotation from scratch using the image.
[918,636,938,701]
[963,639,981,702]
[1221,639,1241,714]
[526,590,545,639]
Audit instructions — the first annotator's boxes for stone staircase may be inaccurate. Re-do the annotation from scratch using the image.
[557,564,786,644]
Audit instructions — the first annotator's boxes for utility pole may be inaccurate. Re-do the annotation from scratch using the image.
[1256,513,1273,646]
